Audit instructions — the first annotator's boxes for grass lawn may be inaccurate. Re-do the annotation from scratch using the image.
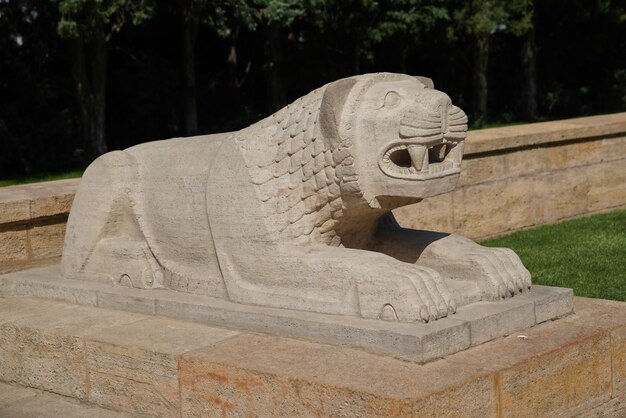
[0,170,83,188]
[481,208,626,302]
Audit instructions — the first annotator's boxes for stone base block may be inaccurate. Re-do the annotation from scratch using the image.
[1,265,573,362]
[0,382,131,417]
[0,294,624,417]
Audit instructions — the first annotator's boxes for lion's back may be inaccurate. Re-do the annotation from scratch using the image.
[125,133,230,295]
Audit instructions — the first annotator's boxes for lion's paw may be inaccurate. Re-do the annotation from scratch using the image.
[466,247,532,300]
[356,264,456,323]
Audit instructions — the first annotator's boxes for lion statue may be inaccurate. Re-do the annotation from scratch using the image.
[61,72,531,323]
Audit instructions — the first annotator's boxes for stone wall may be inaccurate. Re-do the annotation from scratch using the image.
[0,179,78,274]
[1,112,625,273]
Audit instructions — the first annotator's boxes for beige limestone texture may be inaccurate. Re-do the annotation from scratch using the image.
[462,112,626,154]
[587,158,626,213]
[177,296,625,418]
[84,317,240,418]
[0,382,39,409]
[0,294,623,417]
[0,228,29,265]
[0,178,78,224]
[0,179,79,274]
[29,221,66,260]
[0,200,30,225]
[561,297,626,402]
[61,73,531,325]
[0,322,88,399]
[0,266,574,362]
[0,382,132,418]
[30,192,74,219]
[498,326,612,416]
[0,295,238,416]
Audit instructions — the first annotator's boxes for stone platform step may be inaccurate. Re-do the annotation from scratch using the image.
[0,291,624,417]
[0,382,131,417]
[1,265,573,363]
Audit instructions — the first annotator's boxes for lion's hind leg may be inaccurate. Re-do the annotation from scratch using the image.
[90,236,165,289]
[61,150,164,289]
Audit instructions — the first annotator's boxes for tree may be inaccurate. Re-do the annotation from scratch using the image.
[506,0,536,120]
[368,0,449,73]
[452,0,535,126]
[179,0,201,135]
[453,0,507,127]
[55,0,154,158]
[309,0,378,75]
[310,0,448,79]
[0,1,78,177]
[252,0,305,112]
[178,0,255,135]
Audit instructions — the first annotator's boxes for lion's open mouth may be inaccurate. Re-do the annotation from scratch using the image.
[379,140,463,180]
[378,104,467,180]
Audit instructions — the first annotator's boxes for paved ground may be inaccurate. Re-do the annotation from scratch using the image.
[0,382,131,418]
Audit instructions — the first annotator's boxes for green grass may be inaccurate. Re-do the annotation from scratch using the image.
[480,209,626,301]
[0,170,84,188]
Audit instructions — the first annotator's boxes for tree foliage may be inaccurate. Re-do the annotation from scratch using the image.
[55,0,155,40]
[1,0,624,178]
[254,0,305,26]
[369,0,450,44]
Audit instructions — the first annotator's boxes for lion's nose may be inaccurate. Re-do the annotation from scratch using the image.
[414,91,452,133]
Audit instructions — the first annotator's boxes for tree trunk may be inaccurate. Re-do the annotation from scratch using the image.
[90,29,107,157]
[520,24,538,120]
[390,40,409,73]
[72,28,107,161]
[180,3,198,136]
[226,25,241,104]
[354,40,361,75]
[472,34,489,127]
[72,39,89,156]
[399,44,409,74]
[264,23,287,113]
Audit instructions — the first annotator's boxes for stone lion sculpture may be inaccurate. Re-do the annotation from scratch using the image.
[62,72,531,323]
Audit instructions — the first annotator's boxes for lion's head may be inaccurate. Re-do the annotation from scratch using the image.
[321,73,468,209]
[237,73,467,245]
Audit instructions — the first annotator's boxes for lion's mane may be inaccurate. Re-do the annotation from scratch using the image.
[233,73,415,246]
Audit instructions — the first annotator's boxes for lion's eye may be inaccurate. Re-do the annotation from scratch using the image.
[383,91,401,109]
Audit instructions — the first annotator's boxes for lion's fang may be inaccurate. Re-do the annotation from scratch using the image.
[407,145,428,171]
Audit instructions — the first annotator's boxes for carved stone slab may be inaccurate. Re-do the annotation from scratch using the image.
[1,265,572,363]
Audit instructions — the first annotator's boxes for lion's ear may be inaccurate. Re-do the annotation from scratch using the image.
[319,78,358,143]
[415,76,434,89]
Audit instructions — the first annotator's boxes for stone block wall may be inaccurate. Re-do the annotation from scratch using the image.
[0,179,79,274]
[1,112,625,273]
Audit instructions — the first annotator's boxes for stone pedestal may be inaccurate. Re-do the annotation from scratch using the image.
[0,268,624,417]
[2,265,572,362]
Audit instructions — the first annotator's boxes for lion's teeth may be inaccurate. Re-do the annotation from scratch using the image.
[455,142,464,165]
[445,142,464,166]
[429,143,447,163]
[407,145,428,171]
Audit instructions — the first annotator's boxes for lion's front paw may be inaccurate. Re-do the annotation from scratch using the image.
[356,264,456,323]
[465,247,532,300]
